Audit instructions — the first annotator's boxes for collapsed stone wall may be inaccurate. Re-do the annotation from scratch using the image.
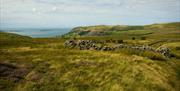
[64,39,171,57]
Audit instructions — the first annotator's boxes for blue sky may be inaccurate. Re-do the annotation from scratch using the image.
[0,0,180,28]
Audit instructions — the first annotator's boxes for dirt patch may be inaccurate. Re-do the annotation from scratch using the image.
[0,62,29,82]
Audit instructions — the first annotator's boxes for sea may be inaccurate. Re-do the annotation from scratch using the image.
[0,28,72,38]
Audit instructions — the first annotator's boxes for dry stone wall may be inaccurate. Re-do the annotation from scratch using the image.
[64,39,171,57]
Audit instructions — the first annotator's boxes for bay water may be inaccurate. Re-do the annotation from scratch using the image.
[0,28,72,38]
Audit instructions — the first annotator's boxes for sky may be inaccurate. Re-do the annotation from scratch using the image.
[0,0,180,28]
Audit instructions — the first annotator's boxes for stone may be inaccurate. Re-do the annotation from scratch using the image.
[64,39,171,58]
[156,47,171,57]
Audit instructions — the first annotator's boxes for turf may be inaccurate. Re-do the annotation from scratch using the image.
[0,22,180,91]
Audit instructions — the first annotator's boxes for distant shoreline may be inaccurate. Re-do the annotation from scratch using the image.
[0,28,72,38]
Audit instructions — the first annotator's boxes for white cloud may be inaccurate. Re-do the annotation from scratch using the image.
[52,6,57,11]
[32,8,37,12]
[0,0,180,28]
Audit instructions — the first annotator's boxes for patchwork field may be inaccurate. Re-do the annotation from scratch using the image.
[0,22,180,91]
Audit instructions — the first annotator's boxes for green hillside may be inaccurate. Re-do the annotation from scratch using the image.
[0,32,32,48]
[0,22,180,91]
[62,22,180,39]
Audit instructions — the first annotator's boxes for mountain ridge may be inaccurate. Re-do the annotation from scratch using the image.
[62,22,180,38]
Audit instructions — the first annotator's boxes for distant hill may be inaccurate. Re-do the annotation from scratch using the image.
[0,31,31,40]
[0,31,32,48]
[62,22,180,38]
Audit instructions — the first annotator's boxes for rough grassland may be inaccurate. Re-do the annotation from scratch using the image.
[0,22,180,91]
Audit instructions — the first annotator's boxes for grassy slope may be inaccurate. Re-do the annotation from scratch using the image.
[63,22,180,40]
[0,32,32,48]
[0,22,180,91]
